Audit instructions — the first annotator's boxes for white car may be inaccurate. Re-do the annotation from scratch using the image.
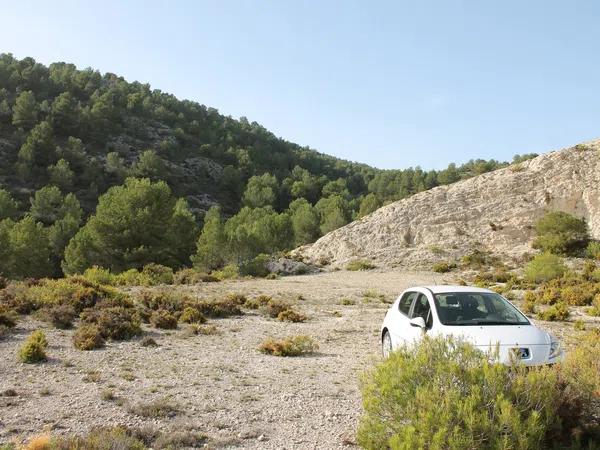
[381,285,563,366]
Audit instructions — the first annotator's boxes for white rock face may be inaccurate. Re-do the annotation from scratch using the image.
[294,141,600,268]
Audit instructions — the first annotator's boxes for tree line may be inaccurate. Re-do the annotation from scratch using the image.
[0,54,538,278]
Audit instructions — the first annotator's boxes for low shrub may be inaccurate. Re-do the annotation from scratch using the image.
[587,294,600,317]
[18,330,48,363]
[141,263,174,285]
[244,294,273,309]
[173,268,218,284]
[357,336,595,450]
[73,324,105,350]
[33,427,147,450]
[432,262,456,273]
[0,282,37,314]
[0,325,9,340]
[574,320,586,331]
[41,304,76,329]
[80,306,141,340]
[586,241,600,260]
[259,335,318,357]
[82,266,115,285]
[461,249,501,269]
[129,397,178,418]
[150,309,178,329]
[277,309,307,323]
[239,253,271,277]
[533,211,589,255]
[212,264,239,280]
[136,290,188,316]
[261,298,292,318]
[560,284,595,306]
[346,259,376,271]
[0,304,17,328]
[524,253,566,283]
[195,297,243,318]
[179,306,206,324]
[537,303,570,321]
[114,268,150,286]
[188,324,219,335]
[140,336,158,347]
[152,430,208,449]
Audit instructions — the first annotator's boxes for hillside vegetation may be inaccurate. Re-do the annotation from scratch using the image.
[0,53,534,279]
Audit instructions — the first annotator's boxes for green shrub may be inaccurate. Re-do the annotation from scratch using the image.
[239,253,271,277]
[80,306,141,340]
[346,259,376,271]
[522,291,536,314]
[532,211,589,255]
[114,268,150,286]
[524,253,566,283]
[432,262,456,273]
[179,306,206,324]
[574,320,586,331]
[560,284,595,306]
[0,305,17,328]
[18,330,48,363]
[212,264,239,280]
[537,303,570,321]
[150,309,178,329]
[586,241,600,260]
[259,335,318,356]
[82,266,116,285]
[587,294,600,317]
[141,263,174,285]
[461,249,500,269]
[357,336,574,450]
[73,324,105,350]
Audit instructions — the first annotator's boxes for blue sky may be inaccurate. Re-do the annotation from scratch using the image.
[1,1,599,169]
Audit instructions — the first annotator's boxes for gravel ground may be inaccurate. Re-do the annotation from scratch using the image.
[0,269,594,449]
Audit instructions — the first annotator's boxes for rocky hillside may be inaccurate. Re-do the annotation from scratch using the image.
[294,141,600,269]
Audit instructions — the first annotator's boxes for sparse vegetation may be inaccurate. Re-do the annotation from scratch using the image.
[346,259,376,271]
[80,306,141,340]
[150,309,178,329]
[537,303,570,321]
[259,335,318,357]
[129,397,178,418]
[179,306,206,324]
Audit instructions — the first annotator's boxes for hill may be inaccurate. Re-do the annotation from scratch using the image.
[294,141,600,269]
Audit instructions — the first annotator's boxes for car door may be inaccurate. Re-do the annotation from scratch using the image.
[390,291,419,346]
[405,293,433,344]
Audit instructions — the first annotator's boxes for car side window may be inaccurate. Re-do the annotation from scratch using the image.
[398,292,417,316]
[411,294,433,328]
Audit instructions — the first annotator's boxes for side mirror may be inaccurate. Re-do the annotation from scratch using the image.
[409,317,426,329]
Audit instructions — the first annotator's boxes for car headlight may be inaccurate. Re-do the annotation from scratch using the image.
[549,339,561,359]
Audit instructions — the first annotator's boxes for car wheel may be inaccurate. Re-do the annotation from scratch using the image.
[382,331,392,358]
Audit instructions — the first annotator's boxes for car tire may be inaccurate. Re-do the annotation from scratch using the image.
[382,330,392,358]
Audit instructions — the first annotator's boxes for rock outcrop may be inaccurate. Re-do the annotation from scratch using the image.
[294,141,600,269]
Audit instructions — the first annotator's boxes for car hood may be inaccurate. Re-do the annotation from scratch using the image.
[446,324,550,347]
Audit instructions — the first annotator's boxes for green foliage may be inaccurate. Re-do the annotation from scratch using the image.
[12,90,38,129]
[132,149,168,181]
[242,173,278,208]
[17,120,56,181]
[533,211,589,255]
[47,158,74,191]
[259,335,318,356]
[192,206,226,271]
[346,259,376,271]
[288,198,320,246]
[524,253,566,283]
[358,193,381,218]
[316,195,350,234]
[239,253,271,277]
[212,264,239,280]
[73,324,105,350]
[140,263,174,285]
[0,188,19,220]
[537,303,570,321]
[357,336,579,450]
[18,330,48,363]
[586,241,600,260]
[63,178,197,273]
[0,305,17,328]
[179,306,206,324]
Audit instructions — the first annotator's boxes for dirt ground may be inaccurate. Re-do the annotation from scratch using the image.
[0,269,594,449]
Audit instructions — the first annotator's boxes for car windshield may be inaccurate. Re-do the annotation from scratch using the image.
[433,292,530,326]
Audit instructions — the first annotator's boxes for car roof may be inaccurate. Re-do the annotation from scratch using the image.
[417,285,494,294]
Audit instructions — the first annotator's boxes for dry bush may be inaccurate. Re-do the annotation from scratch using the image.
[80,306,141,340]
[537,303,570,321]
[38,427,146,450]
[173,268,218,284]
[40,304,76,329]
[260,298,292,318]
[195,297,243,318]
[432,262,456,273]
[0,304,17,328]
[152,430,208,449]
[179,306,206,324]
[346,259,376,271]
[0,282,37,314]
[277,309,307,323]
[129,397,178,418]
[259,335,318,357]
[244,294,272,309]
[140,336,158,347]
[149,309,178,329]
[73,324,105,350]
[188,324,219,335]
